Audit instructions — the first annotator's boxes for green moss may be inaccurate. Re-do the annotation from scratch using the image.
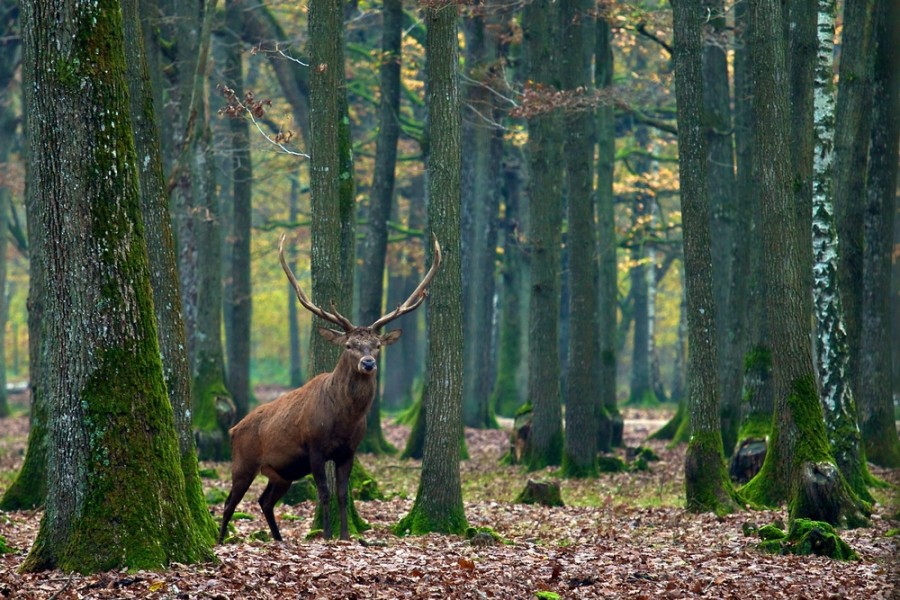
[758,519,858,560]
[535,592,560,600]
[757,524,785,540]
[626,389,660,408]
[684,432,740,515]
[649,399,683,441]
[248,530,272,543]
[465,526,508,545]
[400,395,425,460]
[736,411,772,442]
[232,512,254,521]
[205,488,228,505]
[597,455,628,473]
[0,534,13,554]
[885,528,899,537]
[635,446,661,462]
[0,400,48,511]
[198,467,219,479]
[393,500,468,536]
[281,477,317,505]
[743,346,772,372]
[560,453,598,479]
[524,426,564,472]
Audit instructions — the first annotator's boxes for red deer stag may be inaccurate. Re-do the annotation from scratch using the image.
[217,234,441,543]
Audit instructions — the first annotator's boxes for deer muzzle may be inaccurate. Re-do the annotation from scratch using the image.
[359,356,377,373]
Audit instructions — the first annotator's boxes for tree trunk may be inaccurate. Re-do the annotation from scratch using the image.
[224,0,254,421]
[522,0,564,470]
[858,0,900,468]
[359,0,403,454]
[308,0,355,376]
[595,16,621,447]
[18,0,214,572]
[461,1,502,430]
[122,0,216,541]
[730,0,773,477]
[560,0,600,477]
[490,155,526,418]
[672,0,739,515]
[832,0,875,401]
[701,0,739,453]
[739,0,867,528]
[288,176,304,388]
[395,0,466,535]
[810,0,876,502]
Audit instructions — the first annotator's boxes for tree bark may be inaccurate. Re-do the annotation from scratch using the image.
[122,0,216,541]
[672,0,738,515]
[359,0,403,454]
[858,0,900,468]
[19,0,214,572]
[595,16,621,447]
[395,0,467,535]
[461,1,502,430]
[739,0,867,528]
[224,0,254,421]
[308,0,355,375]
[522,0,564,470]
[832,0,875,401]
[701,0,739,454]
[560,0,601,477]
[810,0,876,501]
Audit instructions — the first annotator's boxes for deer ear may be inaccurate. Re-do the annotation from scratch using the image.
[318,327,347,345]
[380,329,402,346]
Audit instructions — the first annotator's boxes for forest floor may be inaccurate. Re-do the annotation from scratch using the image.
[1,387,898,599]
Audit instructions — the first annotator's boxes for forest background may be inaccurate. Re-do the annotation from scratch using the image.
[0,0,897,594]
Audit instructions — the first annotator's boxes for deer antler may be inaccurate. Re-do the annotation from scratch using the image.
[369,234,442,331]
[279,234,355,332]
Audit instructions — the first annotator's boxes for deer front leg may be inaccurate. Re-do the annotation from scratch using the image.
[310,454,331,539]
[335,457,354,540]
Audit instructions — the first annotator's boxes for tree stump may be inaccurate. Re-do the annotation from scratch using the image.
[514,479,564,507]
[729,437,767,483]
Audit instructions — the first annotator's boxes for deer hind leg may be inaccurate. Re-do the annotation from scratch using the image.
[218,472,255,544]
[335,457,354,541]
[258,477,292,541]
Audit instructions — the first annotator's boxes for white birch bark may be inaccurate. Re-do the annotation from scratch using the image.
[811,0,869,495]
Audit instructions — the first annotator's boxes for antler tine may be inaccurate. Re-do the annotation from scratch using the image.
[278,234,355,332]
[369,234,442,331]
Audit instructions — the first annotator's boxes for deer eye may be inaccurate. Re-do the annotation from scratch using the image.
[345,343,352,349]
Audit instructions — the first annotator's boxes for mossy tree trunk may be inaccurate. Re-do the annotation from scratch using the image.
[358,0,402,455]
[595,16,621,447]
[810,0,876,502]
[730,0,773,474]
[224,0,254,422]
[738,0,867,528]
[122,0,217,542]
[832,0,874,403]
[395,0,467,536]
[521,0,564,471]
[858,0,900,468]
[307,0,369,526]
[158,0,233,460]
[672,0,739,515]
[18,0,214,572]
[560,0,601,477]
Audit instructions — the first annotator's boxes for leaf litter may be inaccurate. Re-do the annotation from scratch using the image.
[1,407,897,599]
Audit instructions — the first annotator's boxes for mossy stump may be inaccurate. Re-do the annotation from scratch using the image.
[729,438,767,483]
[756,519,857,560]
[515,479,563,507]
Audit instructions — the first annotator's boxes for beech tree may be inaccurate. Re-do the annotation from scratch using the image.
[19,0,214,572]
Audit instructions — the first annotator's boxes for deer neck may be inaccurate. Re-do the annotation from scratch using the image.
[327,355,376,415]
